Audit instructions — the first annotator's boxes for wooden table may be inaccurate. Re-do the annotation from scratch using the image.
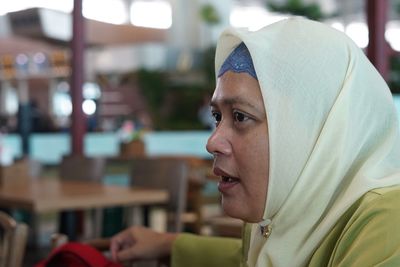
[0,178,168,212]
[0,178,168,244]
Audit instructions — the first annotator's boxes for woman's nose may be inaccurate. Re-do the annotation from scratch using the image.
[206,127,232,156]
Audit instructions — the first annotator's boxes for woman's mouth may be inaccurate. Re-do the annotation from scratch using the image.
[213,167,240,192]
[218,176,240,192]
[221,176,239,183]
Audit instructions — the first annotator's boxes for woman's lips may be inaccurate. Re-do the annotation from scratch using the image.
[214,166,240,193]
[218,176,240,192]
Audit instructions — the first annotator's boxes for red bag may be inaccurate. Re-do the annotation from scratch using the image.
[35,242,123,267]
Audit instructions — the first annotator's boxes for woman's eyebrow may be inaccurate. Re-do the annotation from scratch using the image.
[210,97,259,110]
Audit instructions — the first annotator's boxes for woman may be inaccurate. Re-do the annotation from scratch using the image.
[110,18,400,266]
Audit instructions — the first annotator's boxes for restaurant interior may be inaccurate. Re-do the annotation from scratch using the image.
[0,0,399,266]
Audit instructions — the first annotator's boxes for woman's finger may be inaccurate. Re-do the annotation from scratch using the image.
[117,247,138,262]
[110,238,121,262]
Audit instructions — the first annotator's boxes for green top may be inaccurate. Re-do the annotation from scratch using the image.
[171,186,400,267]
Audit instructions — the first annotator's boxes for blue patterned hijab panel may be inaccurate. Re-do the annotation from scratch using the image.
[217,42,258,80]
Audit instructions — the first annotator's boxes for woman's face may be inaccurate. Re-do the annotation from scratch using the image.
[207,71,269,223]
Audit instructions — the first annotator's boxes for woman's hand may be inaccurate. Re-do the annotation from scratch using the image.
[110,226,178,262]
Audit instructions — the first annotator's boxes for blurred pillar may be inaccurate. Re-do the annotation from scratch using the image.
[62,0,86,241]
[366,0,389,80]
[71,0,85,155]
[0,83,6,115]
[48,78,57,116]
[16,79,31,155]
[0,81,14,115]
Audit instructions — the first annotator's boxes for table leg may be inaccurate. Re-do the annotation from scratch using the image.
[125,206,144,226]
[59,211,77,241]
[30,212,40,247]
[92,208,103,238]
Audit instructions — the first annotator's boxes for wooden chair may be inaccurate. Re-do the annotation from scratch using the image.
[180,156,212,234]
[0,158,42,187]
[0,211,28,267]
[130,157,189,233]
[59,155,106,182]
[157,156,211,234]
[58,155,107,240]
[0,158,42,247]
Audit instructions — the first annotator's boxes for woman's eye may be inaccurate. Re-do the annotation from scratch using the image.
[233,111,249,122]
[212,111,222,122]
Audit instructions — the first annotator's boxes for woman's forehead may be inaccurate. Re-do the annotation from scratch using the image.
[212,72,265,112]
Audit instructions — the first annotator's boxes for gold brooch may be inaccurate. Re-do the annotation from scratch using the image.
[260,224,272,238]
[259,219,272,239]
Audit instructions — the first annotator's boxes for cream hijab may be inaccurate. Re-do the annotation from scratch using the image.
[215,18,400,267]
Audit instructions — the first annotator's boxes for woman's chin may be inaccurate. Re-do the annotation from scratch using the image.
[222,200,248,222]
[221,198,262,223]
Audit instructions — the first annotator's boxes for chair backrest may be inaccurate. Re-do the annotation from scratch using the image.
[130,157,189,232]
[59,155,106,182]
[0,211,28,267]
[27,158,43,178]
[103,158,132,185]
[0,158,42,187]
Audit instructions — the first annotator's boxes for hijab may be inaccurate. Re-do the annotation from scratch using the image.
[215,17,400,267]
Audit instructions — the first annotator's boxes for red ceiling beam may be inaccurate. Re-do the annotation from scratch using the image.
[366,0,389,80]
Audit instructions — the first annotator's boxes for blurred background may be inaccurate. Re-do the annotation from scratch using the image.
[0,0,399,162]
[0,1,400,266]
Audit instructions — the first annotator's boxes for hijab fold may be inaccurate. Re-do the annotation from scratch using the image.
[215,18,400,267]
